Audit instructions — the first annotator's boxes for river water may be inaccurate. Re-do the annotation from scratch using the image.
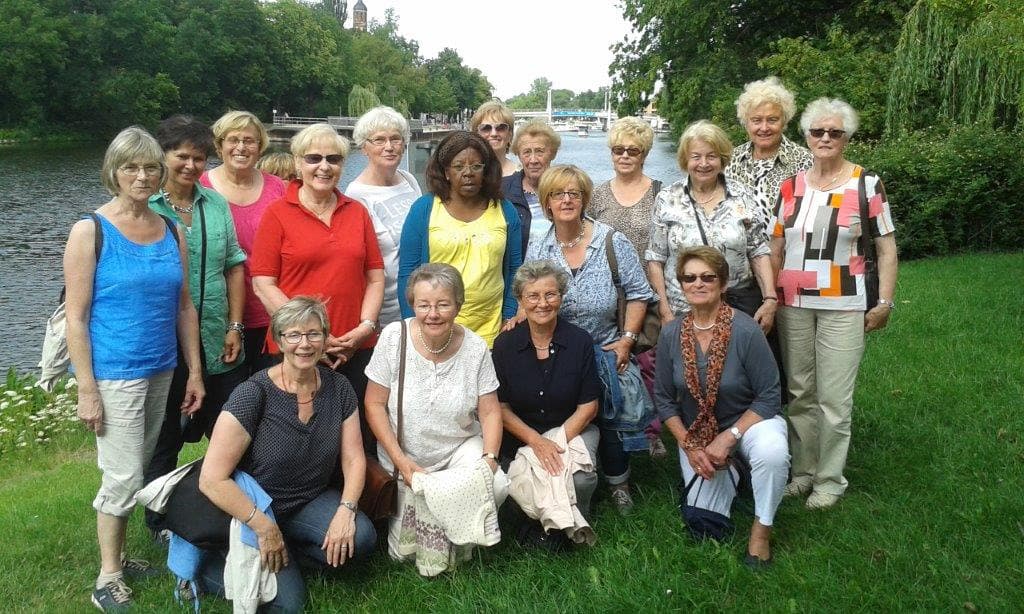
[0,132,683,374]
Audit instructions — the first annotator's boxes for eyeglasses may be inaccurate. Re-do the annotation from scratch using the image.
[478,123,509,134]
[303,154,344,165]
[118,164,162,177]
[523,292,561,305]
[449,163,485,174]
[223,136,259,149]
[281,331,325,344]
[519,147,548,159]
[368,136,404,147]
[413,302,456,315]
[808,128,847,139]
[611,146,643,157]
[550,190,583,201]
[680,273,719,284]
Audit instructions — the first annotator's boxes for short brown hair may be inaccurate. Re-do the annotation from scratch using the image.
[676,246,730,290]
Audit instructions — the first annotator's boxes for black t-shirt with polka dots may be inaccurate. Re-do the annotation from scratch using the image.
[224,365,356,519]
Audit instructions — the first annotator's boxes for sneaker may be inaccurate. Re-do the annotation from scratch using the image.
[609,485,634,516]
[92,578,133,612]
[174,579,197,606]
[150,528,171,547]
[783,480,812,498]
[805,491,840,510]
[120,556,160,581]
[648,437,667,458]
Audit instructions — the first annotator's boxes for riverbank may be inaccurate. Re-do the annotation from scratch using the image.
[2,252,1021,611]
[0,127,100,145]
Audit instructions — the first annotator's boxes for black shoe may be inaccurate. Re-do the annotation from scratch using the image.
[91,578,133,612]
[743,551,774,570]
[515,523,570,553]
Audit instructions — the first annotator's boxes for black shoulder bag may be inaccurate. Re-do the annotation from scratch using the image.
[857,170,880,311]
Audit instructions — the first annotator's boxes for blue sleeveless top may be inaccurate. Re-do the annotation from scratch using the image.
[88,214,182,380]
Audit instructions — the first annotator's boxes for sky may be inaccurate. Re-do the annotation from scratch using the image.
[359,0,632,99]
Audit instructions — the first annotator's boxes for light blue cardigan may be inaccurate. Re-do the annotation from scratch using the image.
[397,193,522,319]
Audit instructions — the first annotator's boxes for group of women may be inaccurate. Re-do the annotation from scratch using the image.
[66,75,898,612]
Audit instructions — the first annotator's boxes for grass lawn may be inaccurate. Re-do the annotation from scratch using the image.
[1,252,1022,613]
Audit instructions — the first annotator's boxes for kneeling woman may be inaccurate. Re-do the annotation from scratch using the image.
[654,246,789,567]
[199,297,375,611]
[365,263,508,576]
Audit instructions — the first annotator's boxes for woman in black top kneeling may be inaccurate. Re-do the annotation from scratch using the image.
[198,297,375,611]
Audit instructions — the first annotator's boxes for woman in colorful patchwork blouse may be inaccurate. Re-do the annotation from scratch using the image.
[770,98,898,510]
[646,120,779,328]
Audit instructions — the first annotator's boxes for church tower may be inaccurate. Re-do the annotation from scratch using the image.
[353,0,367,32]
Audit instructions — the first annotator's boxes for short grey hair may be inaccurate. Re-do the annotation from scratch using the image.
[405,263,465,307]
[352,106,411,148]
[101,126,167,195]
[290,123,350,159]
[271,296,330,341]
[735,76,798,126]
[799,97,859,137]
[512,259,569,299]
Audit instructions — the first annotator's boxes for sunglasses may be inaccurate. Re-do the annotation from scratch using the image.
[611,145,643,157]
[680,273,719,284]
[302,154,344,165]
[808,128,847,139]
[478,123,509,133]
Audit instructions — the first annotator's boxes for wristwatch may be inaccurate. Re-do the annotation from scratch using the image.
[340,499,358,513]
[481,452,497,461]
[729,426,743,441]
[360,319,378,332]
[877,298,896,310]
[621,331,639,342]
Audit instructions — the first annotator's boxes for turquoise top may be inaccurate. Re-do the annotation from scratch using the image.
[88,215,181,380]
[150,185,247,375]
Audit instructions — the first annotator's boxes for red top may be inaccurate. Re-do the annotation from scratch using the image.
[251,180,384,353]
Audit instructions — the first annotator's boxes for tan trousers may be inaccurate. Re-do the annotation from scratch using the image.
[777,307,864,496]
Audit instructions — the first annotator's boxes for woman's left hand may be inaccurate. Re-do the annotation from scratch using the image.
[752,300,777,334]
[602,338,633,373]
[703,430,737,468]
[221,330,242,364]
[180,372,205,416]
[323,334,355,368]
[322,506,356,567]
[864,304,891,333]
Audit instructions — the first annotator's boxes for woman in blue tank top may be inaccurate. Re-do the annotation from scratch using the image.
[63,126,205,612]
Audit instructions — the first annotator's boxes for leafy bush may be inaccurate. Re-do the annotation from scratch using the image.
[849,124,1024,259]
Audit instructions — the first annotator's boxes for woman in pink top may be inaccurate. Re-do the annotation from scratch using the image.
[200,111,286,373]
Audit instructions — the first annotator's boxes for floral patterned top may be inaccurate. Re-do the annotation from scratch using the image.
[526,219,655,346]
[645,175,769,316]
[724,135,812,229]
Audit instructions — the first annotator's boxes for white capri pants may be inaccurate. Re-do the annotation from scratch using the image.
[92,371,173,517]
[678,416,790,526]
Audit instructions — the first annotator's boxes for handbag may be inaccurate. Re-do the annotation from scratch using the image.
[357,319,409,522]
[164,458,232,548]
[857,169,880,311]
[690,198,764,319]
[678,468,738,542]
[605,230,660,353]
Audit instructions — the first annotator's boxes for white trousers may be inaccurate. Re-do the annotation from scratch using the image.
[677,416,789,526]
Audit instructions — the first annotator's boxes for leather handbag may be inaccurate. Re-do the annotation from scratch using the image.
[605,230,661,353]
[857,169,880,311]
[164,459,232,548]
[678,469,738,542]
[357,319,409,522]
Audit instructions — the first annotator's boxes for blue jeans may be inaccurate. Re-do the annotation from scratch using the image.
[198,489,376,613]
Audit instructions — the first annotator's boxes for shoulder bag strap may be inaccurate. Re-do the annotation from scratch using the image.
[688,199,711,246]
[652,179,663,197]
[857,169,876,262]
[60,213,104,304]
[604,229,626,332]
[395,319,408,479]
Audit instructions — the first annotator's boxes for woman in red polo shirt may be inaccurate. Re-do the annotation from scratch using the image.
[251,123,385,453]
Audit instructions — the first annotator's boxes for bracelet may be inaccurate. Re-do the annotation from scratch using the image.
[226,321,245,335]
[339,499,357,513]
[359,319,378,332]
[243,504,257,525]
[762,296,778,303]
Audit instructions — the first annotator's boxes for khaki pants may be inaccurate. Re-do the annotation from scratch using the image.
[776,307,864,496]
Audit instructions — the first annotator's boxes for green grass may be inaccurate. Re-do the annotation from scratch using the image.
[1,252,1022,612]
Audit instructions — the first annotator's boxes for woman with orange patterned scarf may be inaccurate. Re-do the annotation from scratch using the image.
[654,246,789,568]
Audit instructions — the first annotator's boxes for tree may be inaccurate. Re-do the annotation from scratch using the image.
[424,48,492,117]
[885,0,1024,133]
[347,84,380,117]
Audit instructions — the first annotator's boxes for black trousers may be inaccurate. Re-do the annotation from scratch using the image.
[143,361,247,532]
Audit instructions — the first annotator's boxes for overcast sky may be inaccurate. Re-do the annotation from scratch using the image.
[361,0,632,99]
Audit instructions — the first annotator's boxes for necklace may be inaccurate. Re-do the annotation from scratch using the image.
[558,220,586,249]
[162,190,194,214]
[811,164,848,190]
[692,319,717,331]
[692,186,719,206]
[418,323,454,355]
[283,369,319,405]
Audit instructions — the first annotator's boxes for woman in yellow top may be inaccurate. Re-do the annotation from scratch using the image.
[398,131,523,346]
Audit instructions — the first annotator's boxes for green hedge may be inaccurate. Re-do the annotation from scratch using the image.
[849,124,1024,260]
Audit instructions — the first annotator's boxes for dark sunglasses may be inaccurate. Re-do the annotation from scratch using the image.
[302,153,344,165]
[808,128,846,139]
[680,273,719,284]
[478,123,510,133]
[611,145,643,157]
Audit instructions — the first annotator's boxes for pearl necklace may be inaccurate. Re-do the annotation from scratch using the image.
[162,190,194,214]
[692,319,717,331]
[418,324,454,355]
[558,220,587,249]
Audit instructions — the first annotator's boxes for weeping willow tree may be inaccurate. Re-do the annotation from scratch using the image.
[885,0,1024,133]
[347,84,381,117]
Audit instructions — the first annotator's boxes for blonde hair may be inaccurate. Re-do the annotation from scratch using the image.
[677,120,733,170]
[608,117,655,153]
[257,152,297,182]
[470,100,514,133]
[537,165,593,220]
[290,123,350,159]
[735,76,798,126]
[511,119,561,158]
[211,110,269,155]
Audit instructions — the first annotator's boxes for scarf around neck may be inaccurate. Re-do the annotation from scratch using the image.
[680,302,733,450]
